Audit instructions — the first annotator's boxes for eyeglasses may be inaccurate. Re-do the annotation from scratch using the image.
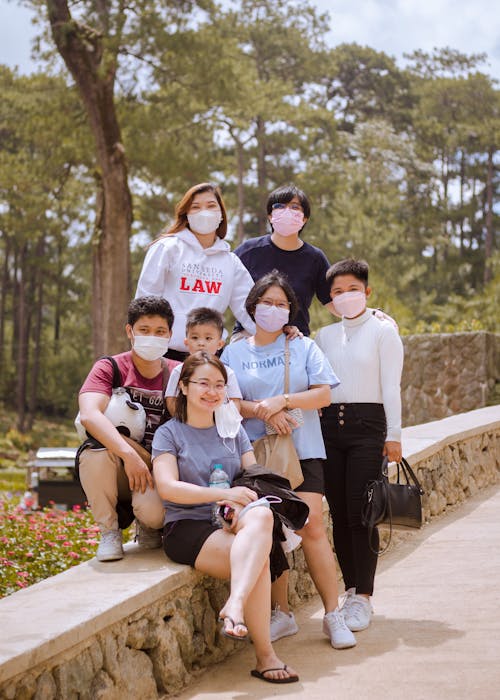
[258,298,291,310]
[188,380,226,392]
[271,202,303,212]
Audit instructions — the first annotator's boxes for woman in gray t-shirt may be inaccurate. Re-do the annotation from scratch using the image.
[152,352,299,685]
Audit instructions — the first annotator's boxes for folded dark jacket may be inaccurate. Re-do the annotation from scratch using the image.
[233,464,310,581]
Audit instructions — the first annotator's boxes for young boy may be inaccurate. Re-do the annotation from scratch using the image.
[165,307,241,416]
[78,296,179,562]
[315,258,403,632]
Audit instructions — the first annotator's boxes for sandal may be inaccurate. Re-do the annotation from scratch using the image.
[250,665,299,684]
[219,616,249,642]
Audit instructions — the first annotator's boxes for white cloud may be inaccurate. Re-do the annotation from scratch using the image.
[315,0,500,78]
[1,0,499,80]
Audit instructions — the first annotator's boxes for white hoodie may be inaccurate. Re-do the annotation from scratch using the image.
[136,229,256,351]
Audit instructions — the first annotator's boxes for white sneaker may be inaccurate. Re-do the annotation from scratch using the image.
[97,529,124,562]
[342,594,373,631]
[135,520,162,549]
[270,606,299,642]
[322,609,357,649]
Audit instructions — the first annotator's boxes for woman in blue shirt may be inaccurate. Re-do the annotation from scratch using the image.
[221,271,356,650]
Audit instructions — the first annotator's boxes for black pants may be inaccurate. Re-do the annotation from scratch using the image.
[321,403,386,595]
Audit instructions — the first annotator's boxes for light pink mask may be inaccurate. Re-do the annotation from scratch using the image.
[254,304,290,332]
[333,291,366,318]
[270,208,304,237]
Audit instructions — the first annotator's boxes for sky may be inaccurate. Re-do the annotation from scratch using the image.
[1,0,500,80]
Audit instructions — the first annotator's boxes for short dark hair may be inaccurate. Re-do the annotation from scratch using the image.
[185,307,224,337]
[127,296,174,329]
[326,259,369,288]
[266,185,311,220]
[175,351,228,422]
[245,270,299,324]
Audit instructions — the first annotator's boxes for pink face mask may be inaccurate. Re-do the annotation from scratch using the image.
[270,208,304,237]
[254,304,290,332]
[332,291,366,318]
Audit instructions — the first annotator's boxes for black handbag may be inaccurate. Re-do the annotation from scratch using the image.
[361,457,424,555]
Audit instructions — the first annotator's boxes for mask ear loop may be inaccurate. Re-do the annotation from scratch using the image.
[222,437,236,455]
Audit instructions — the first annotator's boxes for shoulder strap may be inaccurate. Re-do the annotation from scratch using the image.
[284,338,290,393]
[100,355,122,389]
[160,358,171,393]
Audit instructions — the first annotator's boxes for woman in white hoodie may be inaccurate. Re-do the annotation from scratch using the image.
[136,183,256,360]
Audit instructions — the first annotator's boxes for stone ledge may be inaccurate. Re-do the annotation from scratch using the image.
[0,405,499,698]
[0,548,196,685]
[392,405,500,469]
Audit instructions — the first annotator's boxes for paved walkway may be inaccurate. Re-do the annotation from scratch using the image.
[174,483,500,700]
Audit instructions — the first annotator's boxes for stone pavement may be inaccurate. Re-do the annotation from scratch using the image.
[173,482,500,700]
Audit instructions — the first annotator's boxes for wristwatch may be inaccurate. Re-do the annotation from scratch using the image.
[283,393,290,410]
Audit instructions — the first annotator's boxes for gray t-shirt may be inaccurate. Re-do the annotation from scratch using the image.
[152,418,253,523]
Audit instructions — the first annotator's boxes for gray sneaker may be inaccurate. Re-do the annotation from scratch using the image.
[342,594,373,632]
[97,529,124,562]
[135,520,162,550]
[323,609,357,649]
[270,606,299,642]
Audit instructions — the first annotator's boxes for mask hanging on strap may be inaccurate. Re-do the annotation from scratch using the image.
[215,397,242,438]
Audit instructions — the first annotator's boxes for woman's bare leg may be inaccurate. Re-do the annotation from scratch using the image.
[195,507,273,633]
[271,570,290,612]
[296,491,340,613]
[194,508,298,680]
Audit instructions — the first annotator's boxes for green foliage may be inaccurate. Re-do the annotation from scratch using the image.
[0,7,498,423]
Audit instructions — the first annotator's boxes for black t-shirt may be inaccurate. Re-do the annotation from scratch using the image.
[233,235,331,336]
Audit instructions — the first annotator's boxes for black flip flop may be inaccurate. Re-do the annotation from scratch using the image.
[219,616,249,642]
[250,665,299,684]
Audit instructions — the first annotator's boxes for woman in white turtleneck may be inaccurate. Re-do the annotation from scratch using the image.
[315,258,404,637]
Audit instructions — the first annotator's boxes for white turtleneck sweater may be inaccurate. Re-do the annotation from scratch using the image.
[314,309,404,442]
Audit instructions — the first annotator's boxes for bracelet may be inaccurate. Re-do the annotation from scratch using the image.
[283,393,290,410]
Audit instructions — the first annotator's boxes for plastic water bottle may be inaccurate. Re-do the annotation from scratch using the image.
[208,463,230,526]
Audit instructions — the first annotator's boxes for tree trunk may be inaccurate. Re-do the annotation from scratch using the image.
[47,0,132,357]
[235,139,246,245]
[484,145,495,284]
[255,115,268,235]
[27,237,45,430]
[0,235,10,392]
[15,242,29,432]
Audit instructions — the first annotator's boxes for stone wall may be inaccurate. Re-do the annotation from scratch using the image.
[402,331,499,427]
[1,407,499,700]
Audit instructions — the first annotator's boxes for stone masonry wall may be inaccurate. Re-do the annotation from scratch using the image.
[402,332,499,427]
[1,422,499,700]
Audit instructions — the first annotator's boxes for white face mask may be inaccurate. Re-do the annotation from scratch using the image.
[132,333,169,361]
[214,398,243,438]
[187,209,222,235]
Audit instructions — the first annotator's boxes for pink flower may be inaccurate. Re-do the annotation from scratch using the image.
[25,552,34,558]
[68,552,80,559]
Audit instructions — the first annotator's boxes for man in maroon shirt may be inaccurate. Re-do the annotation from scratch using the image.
[78,296,178,561]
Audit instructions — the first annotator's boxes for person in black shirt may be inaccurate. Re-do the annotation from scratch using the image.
[233,185,333,337]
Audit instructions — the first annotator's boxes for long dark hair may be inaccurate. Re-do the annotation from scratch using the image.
[175,351,228,423]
